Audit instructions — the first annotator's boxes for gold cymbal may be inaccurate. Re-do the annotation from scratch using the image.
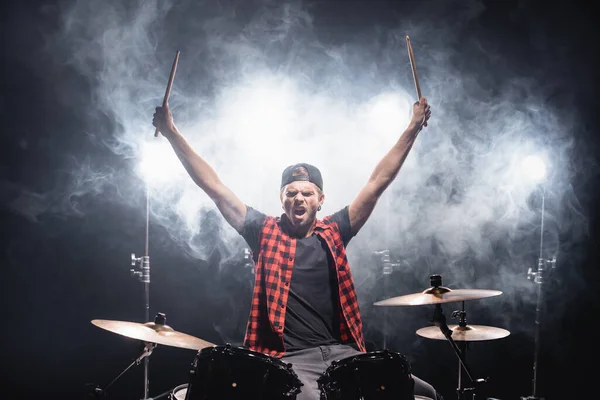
[91,319,215,350]
[416,324,510,341]
[373,287,502,306]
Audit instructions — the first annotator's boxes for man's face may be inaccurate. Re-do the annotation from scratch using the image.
[280,181,324,229]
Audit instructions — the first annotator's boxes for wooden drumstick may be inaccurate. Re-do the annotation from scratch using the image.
[405,36,422,100]
[154,50,180,137]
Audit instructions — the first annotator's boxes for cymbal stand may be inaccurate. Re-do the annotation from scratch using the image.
[88,341,156,398]
[429,276,487,400]
[374,250,401,349]
[130,184,152,399]
[451,304,474,400]
[522,186,556,400]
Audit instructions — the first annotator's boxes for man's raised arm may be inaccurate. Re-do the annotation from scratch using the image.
[348,97,431,235]
[153,105,246,233]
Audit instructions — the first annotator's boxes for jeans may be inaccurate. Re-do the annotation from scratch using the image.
[281,344,443,400]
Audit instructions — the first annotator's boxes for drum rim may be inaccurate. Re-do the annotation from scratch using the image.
[319,350,412,382]
[197,344,292,371]
[328,350,409,367]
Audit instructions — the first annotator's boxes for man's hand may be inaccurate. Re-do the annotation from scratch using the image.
[409,97,432,131]
[152,104,177,137]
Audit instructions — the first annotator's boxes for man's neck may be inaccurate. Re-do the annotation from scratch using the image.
[282,215,317,238]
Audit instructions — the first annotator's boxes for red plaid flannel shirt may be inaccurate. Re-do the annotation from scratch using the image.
[243,214,366,358]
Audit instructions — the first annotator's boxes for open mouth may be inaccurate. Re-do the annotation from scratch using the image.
[293,208,306,216]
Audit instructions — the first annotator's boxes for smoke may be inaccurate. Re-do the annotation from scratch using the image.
[22,0,589,342]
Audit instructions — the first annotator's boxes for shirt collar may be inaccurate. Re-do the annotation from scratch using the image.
[279,214,329,236]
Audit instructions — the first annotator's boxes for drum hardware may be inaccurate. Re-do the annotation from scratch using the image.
[125,51,181,398]
[421,298,511,400]
[375,274,505,400]
[89,313,215,399]
[126,173,153,399]
[87,324,157,398]
[244,247,255,274]
[429,300,488,400]
[87,158,170,398]
[373,249,405,349]
[90,341,156,398]
[521,186,555,400]
[426,275,491,400]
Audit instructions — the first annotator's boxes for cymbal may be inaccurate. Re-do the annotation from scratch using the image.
[91,319,215,350]
[373,287,502,306]
[416,324,510,341]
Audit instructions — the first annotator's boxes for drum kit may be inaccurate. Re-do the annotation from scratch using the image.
[112,43,551,399]
[89,274,509,400]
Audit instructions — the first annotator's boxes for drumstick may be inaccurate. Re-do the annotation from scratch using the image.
[154,50,180,137]
[405,36,422,100]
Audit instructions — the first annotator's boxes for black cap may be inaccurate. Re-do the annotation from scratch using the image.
[280,163,323,191]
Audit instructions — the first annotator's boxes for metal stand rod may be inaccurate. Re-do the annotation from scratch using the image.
[453,304,475,400]
[531,270,543,398]
[131,183,152,399]
[431,304,487,393]
[522,186,555,400]
[143,185,150,400]
[89,342,156,398]
[383,270,389,349]
[532,187,545,399]
[457,341,469,400]
[144,184,150,322]
[432,305,476,384]
[146,387,175,400]
[375,249,400,349]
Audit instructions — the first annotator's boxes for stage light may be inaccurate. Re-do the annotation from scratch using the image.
[367,92,412,137]
[520,154,547,183]
[137,138,183,184]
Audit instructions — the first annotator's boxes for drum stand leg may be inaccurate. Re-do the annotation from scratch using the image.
[453,305,475,400]
[87,341,156,398]
[456,341,475,400]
